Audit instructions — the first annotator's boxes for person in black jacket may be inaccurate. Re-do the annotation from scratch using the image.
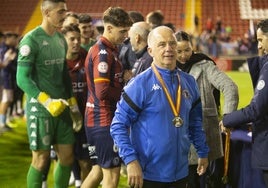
[221,19,268,187]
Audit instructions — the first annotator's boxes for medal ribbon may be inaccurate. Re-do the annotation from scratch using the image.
[151,63,181,117]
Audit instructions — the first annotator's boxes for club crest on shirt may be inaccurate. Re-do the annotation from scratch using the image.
[257,80,265,90]
[20,45,31,56]
[182,90,190,99]
[98,62,108,73]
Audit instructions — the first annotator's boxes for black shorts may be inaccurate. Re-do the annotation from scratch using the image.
[85,126,121,168]
[74,126,89,160]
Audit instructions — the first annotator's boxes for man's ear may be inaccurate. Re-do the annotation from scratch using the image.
[135,34,140,43]
[43,8,50,18]
[106,24,113,33]
[147,46,153,57]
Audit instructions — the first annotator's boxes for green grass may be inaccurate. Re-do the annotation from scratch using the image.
[223,71,253,108]
[0,71,252,187]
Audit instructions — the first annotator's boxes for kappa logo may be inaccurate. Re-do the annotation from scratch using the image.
[152,83,161,91]
[30,131,37,137]
[99,49,107,55]
[31,140,37,146]
[30,106,38,112]
[29,115,36,120]
[30,122,37,128]
[42,40,49,46]
[30,97,37,103]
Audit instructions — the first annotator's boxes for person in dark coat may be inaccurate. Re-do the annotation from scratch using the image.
[221,19,268,187]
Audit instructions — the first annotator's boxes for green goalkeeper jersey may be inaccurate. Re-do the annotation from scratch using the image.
[17,26,73,117]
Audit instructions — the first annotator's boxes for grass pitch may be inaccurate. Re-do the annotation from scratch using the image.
[0,71,252,187]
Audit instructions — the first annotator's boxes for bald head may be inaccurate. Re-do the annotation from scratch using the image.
[147,26,177,70]
[148,26,175,47]
[129,21,151,52]
[130,22,150,41]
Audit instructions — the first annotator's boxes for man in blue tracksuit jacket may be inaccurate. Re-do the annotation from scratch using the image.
[222,19,268,187]
[111,26,209,188]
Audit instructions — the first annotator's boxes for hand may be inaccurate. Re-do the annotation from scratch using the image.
[67,97,83,132]
[219,120,228,134]
[37,92,67,117]
[123,70,133,84]
[4,49,16,61]
[126,160,143,188]
[3,49,16,66]
[197,158,208,176]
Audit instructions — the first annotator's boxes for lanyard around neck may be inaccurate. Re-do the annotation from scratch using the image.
[151,63,181,117]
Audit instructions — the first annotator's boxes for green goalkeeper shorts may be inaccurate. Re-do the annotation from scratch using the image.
[27,110,75,150]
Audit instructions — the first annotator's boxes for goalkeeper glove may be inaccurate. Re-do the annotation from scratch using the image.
[37,92,67,117]
[67,97,83,132]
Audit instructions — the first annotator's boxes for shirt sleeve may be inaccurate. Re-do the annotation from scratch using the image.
[17,36,40,98]
[223,63,268,127]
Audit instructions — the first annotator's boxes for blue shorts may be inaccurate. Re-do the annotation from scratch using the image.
[85,126,121,168]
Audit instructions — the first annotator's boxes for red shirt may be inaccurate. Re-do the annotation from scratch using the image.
[67,47,88,115]
[85,36,123,127]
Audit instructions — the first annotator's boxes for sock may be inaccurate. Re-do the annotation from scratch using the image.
[0,114,6,126]
[27,165,43,188]
[75,180,82,187]
[42,158,51,181]
[42,181,47,188]
[54,163,71,188]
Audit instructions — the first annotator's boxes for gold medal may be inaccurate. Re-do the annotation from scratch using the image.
[173,116,183,127]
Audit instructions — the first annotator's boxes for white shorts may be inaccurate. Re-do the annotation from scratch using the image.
[1,89,13,103]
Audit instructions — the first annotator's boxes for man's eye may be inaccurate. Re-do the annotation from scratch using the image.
[158,43,165,47]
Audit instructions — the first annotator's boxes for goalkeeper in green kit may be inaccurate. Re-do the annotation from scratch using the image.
[16,0,82,187]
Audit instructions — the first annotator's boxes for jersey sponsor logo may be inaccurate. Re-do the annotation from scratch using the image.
[20,45,31,56]
[99,49,107,55]
[44,58,64,65]
[98,62,108,73]
[72,81,87,92]
[257,80,265,90]
[152,83,161,91]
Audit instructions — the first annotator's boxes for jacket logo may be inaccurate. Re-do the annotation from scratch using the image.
[257,80,265,90]
[152,83,161,91]
[99,49,107,55]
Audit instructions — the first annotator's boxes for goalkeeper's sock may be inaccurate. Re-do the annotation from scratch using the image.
[54,163,71,188]
[27,165,42,188]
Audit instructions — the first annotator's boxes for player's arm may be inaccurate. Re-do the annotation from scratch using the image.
[16,64,40,98]
[94,78,121,102]
[93,55,122,102]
